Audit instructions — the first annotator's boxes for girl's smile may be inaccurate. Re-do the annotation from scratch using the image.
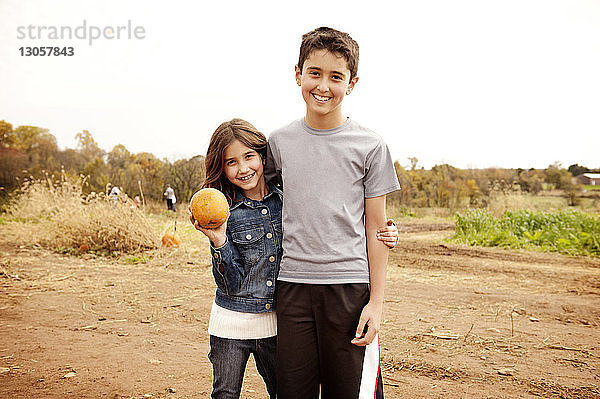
[237,171,255,180]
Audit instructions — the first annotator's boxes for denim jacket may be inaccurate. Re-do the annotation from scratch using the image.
[210,184,283,313]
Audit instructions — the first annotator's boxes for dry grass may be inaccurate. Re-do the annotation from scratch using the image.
[486,192,569,217]
[6,176,159,253]
[389,191,600,222]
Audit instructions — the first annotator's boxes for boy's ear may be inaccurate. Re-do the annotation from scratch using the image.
[294,65,302,86]
[346,76,359,95]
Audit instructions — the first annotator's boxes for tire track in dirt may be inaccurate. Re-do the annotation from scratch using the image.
[2,226,600,398]
[391,225,600,298]
[381,222,600,398]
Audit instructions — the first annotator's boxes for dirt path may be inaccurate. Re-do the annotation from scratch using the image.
[1,223,599,398]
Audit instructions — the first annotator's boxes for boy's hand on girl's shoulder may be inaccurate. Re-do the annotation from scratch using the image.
[377,218,399,248]
[351,300,383,346]
[188,206,227,247]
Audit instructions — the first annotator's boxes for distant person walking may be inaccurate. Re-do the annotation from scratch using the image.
[109,185,121,206]
[164,184,176,212]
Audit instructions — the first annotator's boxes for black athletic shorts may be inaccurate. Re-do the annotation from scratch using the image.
[276,281,384,399]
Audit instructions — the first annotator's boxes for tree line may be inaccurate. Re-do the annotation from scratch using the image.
[1,119,595,209]
[390,160,594,208]
[0,120,205,206]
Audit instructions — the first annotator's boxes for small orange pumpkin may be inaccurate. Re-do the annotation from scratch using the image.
[190,188,230,229]
[161,233,181,247]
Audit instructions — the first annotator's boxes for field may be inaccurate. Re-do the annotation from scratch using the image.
[1,210,599,399]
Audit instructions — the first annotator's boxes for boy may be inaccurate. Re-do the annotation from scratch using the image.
[266,27,400,398]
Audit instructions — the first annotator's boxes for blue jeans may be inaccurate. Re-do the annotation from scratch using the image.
[208,335,277,399]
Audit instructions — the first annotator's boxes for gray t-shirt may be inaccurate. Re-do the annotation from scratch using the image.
[266,118,401,284]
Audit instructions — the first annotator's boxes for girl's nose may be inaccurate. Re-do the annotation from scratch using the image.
[239,162,250,173]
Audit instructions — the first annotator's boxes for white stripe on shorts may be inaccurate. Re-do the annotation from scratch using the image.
[358,334,380,399]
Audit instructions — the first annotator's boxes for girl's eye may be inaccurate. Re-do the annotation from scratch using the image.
[226,160,236,166]
[246,153,255,159]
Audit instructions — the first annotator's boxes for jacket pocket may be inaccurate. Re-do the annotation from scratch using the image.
[231,225,265,266]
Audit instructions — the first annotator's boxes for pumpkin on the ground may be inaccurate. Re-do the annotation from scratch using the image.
[161,233,180,247]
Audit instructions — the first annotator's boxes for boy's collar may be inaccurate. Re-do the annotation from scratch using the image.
[301,117,351,135]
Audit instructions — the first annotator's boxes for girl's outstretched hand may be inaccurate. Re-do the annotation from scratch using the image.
[377,218,399,249]
[188,206,228,247]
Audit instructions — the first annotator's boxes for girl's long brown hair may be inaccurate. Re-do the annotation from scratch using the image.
[203,119,268,205]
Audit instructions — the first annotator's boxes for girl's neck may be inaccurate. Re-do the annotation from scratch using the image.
[243,179,268,201]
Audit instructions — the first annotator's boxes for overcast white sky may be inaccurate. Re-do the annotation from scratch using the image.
[1,0,599,169]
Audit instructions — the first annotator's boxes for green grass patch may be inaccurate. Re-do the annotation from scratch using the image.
[387,203,417,218]
[452,209,600,256]
[124,254,151,264]
[55,246,81,256]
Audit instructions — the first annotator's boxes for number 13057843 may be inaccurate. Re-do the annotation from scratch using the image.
[19,47,74,56]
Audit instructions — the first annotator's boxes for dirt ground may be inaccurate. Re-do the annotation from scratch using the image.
[1,221,599,398]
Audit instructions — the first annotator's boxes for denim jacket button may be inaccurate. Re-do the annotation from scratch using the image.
[245,234,252,240]
[265,304,271,310]
[266,233,272,239]
[261,209,268,215]
[269,256,275,262]
[213,253,219,259]
[266,280,273,287]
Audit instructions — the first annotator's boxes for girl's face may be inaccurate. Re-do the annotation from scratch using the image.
[223,139,267,200]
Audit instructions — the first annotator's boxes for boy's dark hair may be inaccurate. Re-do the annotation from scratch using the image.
[298,27,359,80]
[203,119,268,205]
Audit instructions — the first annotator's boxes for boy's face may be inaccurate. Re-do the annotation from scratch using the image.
[295,49,358,127]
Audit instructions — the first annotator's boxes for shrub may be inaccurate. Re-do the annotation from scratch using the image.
[7,176,159,253]
[453,209,600,256]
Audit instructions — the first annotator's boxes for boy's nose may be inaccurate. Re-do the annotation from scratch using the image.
[316,79,329,92]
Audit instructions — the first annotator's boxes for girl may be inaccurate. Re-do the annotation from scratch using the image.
[190,119,398,399]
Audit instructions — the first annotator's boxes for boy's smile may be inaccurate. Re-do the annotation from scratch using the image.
[296,49,358,129]
[311,93,333,104]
